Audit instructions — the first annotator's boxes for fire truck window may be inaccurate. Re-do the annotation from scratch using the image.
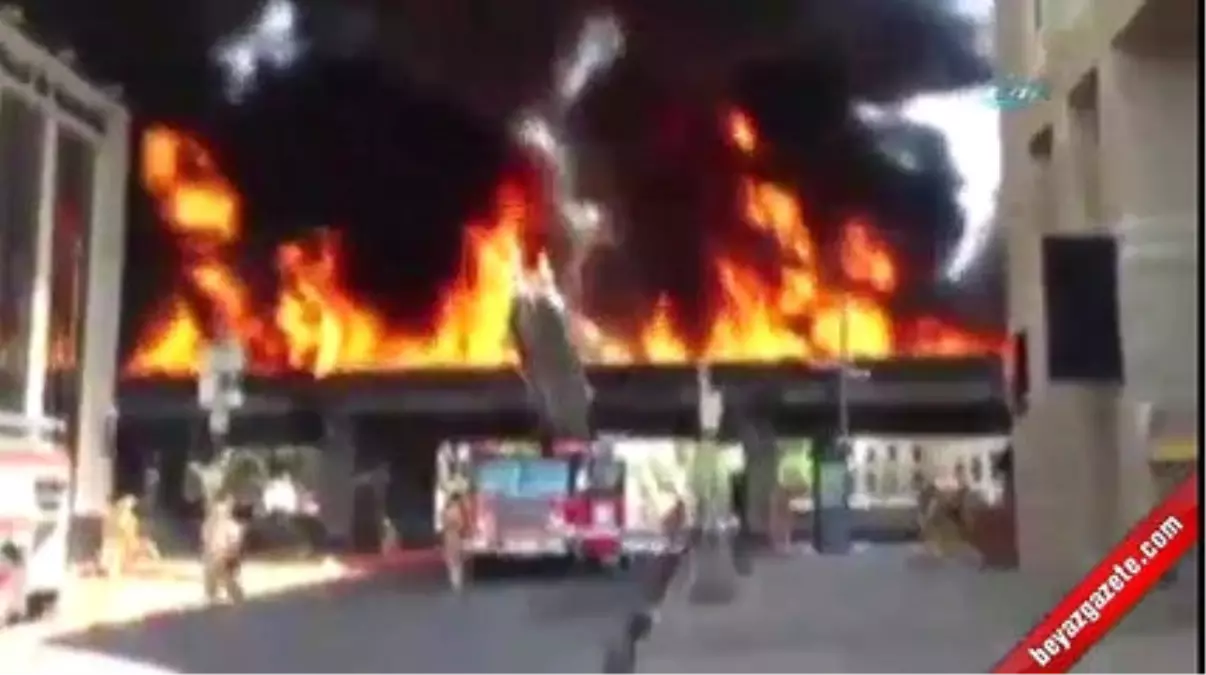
[0,93,45,411]
[519,459,571,498]
[34,478,67,513]
[474,459,521,496]
[0,541,21,565]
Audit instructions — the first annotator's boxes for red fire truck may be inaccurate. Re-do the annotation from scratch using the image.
[1,414,72,624]
[436,438,627,568]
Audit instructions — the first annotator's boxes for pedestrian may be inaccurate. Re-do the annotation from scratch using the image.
[201,495,246,603]
[440,487,470,593]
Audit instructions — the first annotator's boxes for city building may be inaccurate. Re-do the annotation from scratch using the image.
[997,0,1198,571]
[0,12,131,553]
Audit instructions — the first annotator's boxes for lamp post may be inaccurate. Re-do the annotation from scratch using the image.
[837,293,851,442]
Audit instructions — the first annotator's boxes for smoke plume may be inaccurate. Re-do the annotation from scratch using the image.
[16,0,998,337]
[374,0,990,321]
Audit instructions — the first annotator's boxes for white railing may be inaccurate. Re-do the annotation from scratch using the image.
[790,438,1009,512]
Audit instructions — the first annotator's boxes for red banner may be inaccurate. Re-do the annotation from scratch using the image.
[993,473,1200,673]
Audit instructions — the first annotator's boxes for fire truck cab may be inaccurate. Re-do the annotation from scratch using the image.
[0,414,72,624]
[435,437,628,568]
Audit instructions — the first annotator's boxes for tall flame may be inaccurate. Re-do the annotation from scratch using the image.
[125,113,999,378]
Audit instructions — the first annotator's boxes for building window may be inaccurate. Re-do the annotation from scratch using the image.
[0,92,46,411]
[1033,0,1043,29]
[911,444,923,463]
[886,444,897,462]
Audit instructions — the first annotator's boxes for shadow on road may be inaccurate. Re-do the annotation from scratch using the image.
[50,558,662,673]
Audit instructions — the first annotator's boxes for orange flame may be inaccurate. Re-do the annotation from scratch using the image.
[125,113,999,378]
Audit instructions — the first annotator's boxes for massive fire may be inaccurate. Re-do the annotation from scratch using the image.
[125,111,999,378]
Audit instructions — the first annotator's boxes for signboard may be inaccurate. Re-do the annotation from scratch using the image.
[1153,438,1197,463]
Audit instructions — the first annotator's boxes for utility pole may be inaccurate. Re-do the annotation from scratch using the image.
[837,292,851,441]
[688,363,738,604]
[814,293,857,555]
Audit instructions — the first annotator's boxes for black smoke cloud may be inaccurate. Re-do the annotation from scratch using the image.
[359,0,993,328]
[17,0,999,336]
[335,0,989,116]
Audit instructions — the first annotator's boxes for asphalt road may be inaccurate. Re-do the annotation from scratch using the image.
[34,560,655,673]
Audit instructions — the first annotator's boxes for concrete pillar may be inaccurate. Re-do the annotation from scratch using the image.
[811,435,852,555]
[1010,37,1198,574]
[1009,112,1122,571]
[1014,385,1120,572]
[737,415,778,542]
[69,101,130,561]
[319,412,357,548]
[1099,44,1199,529]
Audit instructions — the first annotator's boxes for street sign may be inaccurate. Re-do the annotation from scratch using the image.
[199,338,246,437]
[985,76,1049,111]
[697,365,723,435]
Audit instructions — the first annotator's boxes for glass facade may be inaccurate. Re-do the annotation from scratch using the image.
[0,92,100,425]
[44,126,96,426]
[0,91,45,411]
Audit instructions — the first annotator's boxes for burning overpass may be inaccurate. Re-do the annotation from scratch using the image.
[124,111,1001,379]
[114,106,1010,538]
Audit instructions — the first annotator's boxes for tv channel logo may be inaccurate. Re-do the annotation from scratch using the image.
[985,77,1049,111]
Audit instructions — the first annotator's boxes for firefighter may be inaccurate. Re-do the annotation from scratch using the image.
[201,495,246,603]
[440,483,470,593]
[98,495,159,577]
[917,472,976,559]
[916,478,946,556]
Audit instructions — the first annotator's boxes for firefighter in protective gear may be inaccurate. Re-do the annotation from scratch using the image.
[98,495,159,577]
[201,496,246,603]
[440,483,471,593]
[917,471,977,559]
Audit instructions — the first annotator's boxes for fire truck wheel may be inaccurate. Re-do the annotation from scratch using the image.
[25,591,59,621]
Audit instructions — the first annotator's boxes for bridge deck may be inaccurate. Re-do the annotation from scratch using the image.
[117,356,1010,437]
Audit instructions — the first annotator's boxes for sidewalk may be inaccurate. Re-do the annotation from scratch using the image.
[637,546,1198,673]
[35,548,441,634]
